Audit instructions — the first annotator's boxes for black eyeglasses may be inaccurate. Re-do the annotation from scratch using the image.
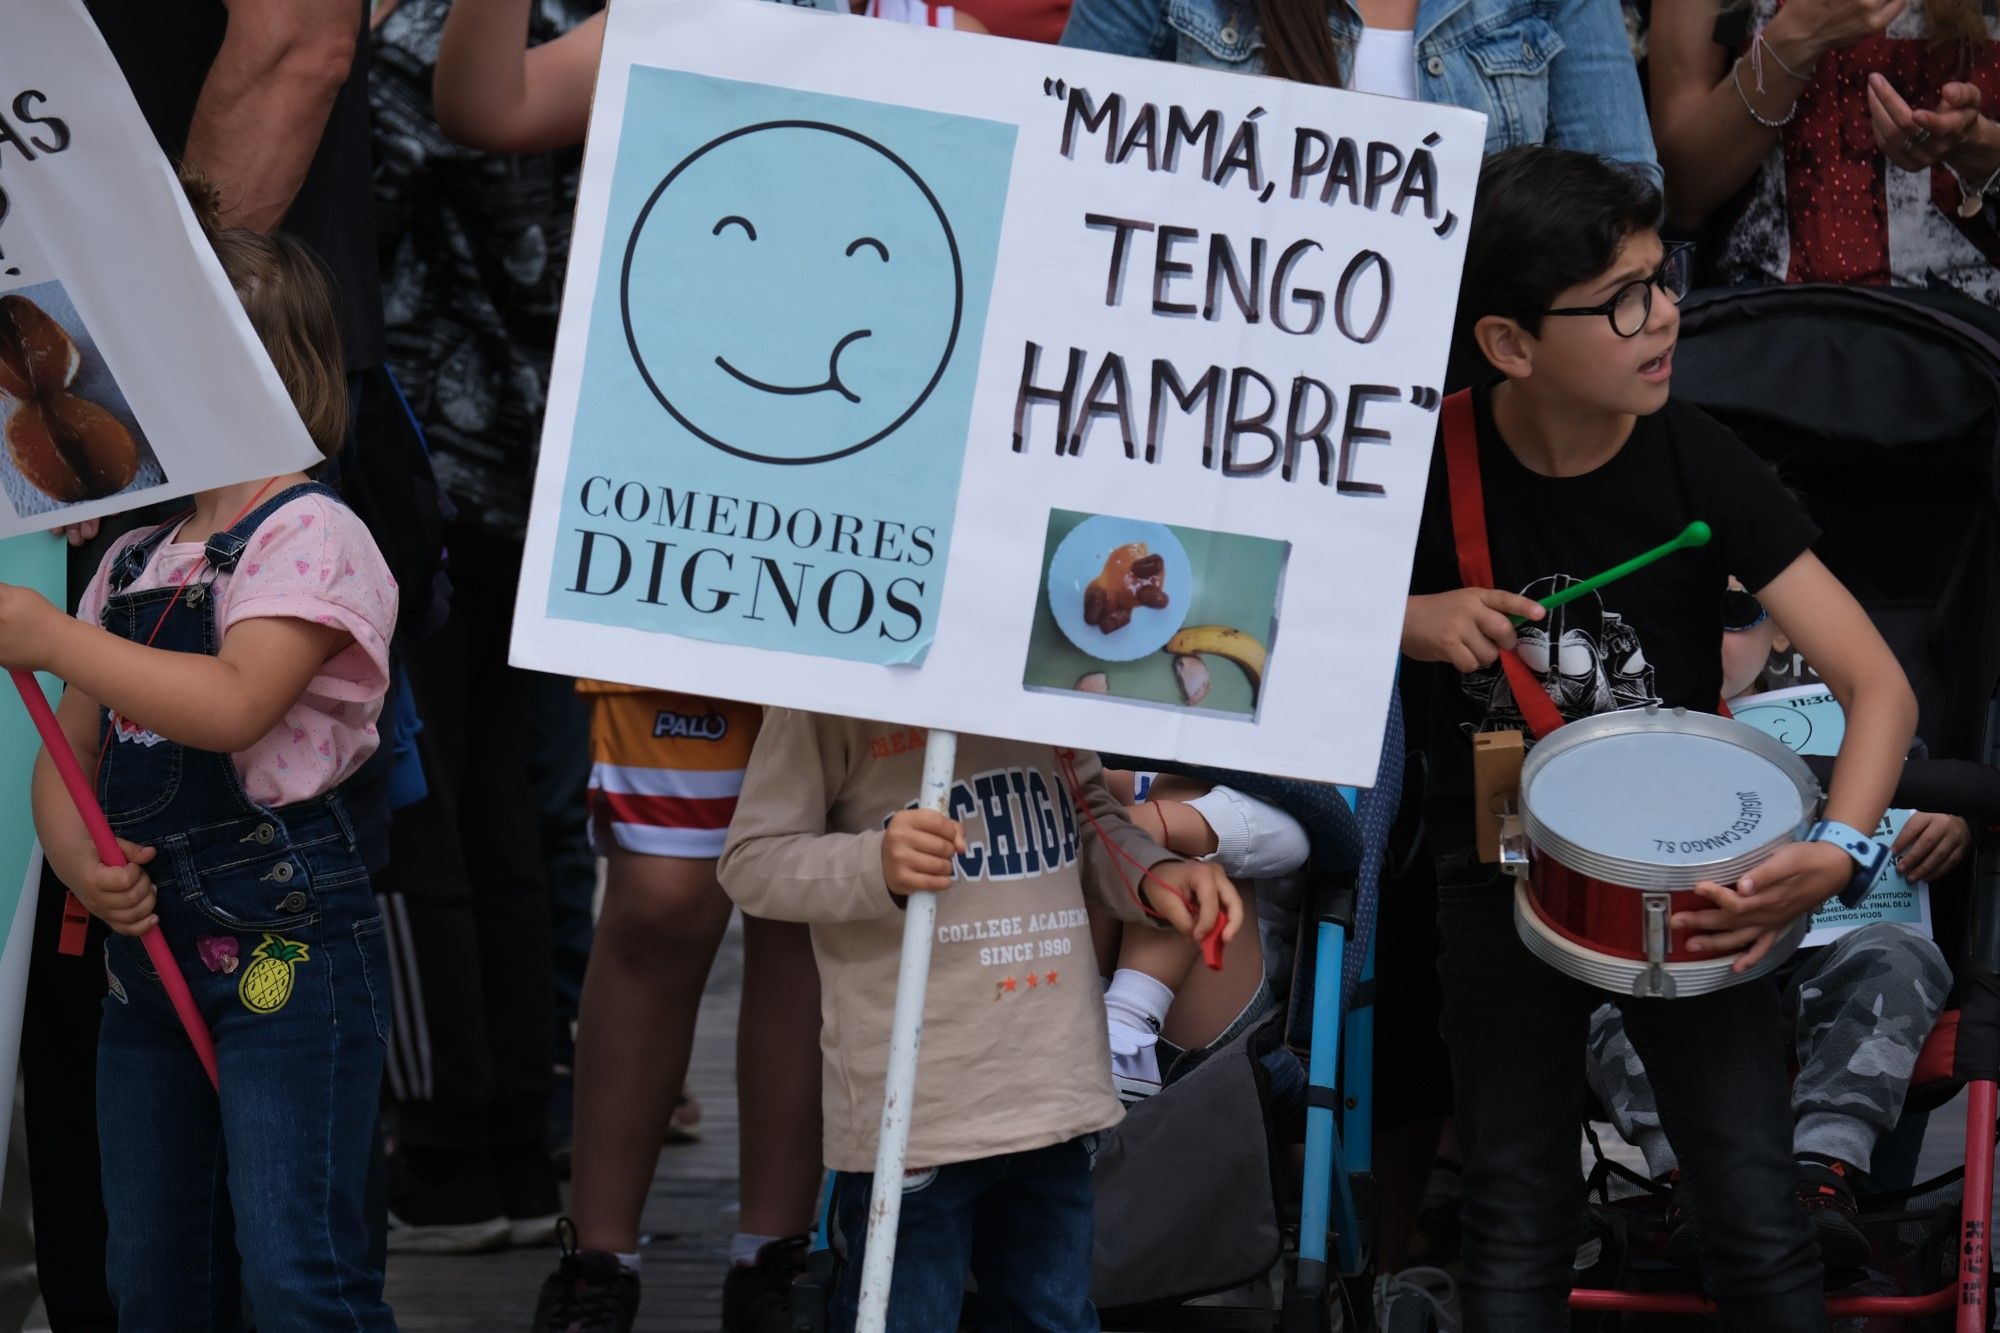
[1722,587,1767,632]
[1544,243,1694,338]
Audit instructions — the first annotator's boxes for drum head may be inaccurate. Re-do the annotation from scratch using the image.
[1520,709,1820,889]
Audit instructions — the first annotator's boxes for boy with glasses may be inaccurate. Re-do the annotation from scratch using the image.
[1400,146,1918,1331]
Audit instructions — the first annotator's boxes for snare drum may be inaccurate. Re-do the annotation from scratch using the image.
[1499,706,1823,999]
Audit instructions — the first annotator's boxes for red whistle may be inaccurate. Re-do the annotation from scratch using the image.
[1200,911,1227,971]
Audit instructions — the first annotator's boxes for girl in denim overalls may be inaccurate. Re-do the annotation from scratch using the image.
[2,188,400,1330]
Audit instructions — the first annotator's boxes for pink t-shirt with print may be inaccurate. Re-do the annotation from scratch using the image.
[75,493,399,809]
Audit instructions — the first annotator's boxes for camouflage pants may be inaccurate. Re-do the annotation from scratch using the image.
[1586,922,1950,1176]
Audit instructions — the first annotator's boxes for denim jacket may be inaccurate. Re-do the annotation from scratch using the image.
[1059,0,1659,178]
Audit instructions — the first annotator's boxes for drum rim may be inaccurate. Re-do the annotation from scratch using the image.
[1512,882,1809,996]
[1518,705,1824,890]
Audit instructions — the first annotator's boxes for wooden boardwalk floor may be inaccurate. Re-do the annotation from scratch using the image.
[370,916,1978,1331]
[384,923,752,1332]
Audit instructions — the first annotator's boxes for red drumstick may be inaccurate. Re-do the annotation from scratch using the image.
[11,669,218,1089]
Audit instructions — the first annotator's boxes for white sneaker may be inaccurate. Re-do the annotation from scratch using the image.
[1111,1043,1161,1103]
[1107,1013,1162,1103]
[1372,1265,1460,1332]
[385,1211,512,1255]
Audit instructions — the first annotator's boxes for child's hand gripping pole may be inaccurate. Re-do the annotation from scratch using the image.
[856,727,959,1333]
[11,670,219,1090]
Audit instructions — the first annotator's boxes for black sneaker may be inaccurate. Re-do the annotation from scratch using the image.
[532,1220,641,1333]
[1797,1159,1871,1269]
[721,1235,810,1333]
[495,1140,563,1248]
[385,1143,511,1255]
[1662,1171,1701,1267]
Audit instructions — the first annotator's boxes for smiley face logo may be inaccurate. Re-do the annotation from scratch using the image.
[1733,703,1814,753]
[619,120,966,466]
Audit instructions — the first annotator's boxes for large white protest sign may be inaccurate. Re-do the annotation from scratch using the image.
[0,0,320,537]
[513,0,1484,785]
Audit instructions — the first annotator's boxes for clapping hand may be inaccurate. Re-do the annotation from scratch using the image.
[1869,75,1987,172]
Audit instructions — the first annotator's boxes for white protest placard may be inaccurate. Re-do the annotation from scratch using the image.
[512,0,1484,785]
[0,0,320,537]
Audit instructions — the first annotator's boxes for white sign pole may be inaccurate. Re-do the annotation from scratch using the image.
[856,726,959,1333]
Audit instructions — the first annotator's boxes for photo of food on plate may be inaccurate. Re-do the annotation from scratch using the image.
[1022,508,1287,720]
[0,282,164,519]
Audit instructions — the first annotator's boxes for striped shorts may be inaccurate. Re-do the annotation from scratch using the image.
[579,682,763,859]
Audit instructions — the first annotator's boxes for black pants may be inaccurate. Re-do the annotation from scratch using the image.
[1436,865,1825,1332]
[378,527,554,1152]
[527,674,593,1072]
[22,863,116,1332]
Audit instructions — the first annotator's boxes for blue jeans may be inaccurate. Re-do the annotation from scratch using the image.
[98,807,395,1332]
[1437,868,1825,1332]
[832,1137,1097,1332]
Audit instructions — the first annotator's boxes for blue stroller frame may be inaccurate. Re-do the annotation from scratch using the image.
[1283,684,1403,1332]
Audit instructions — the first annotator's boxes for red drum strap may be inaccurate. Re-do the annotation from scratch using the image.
[1440,389,1567,740]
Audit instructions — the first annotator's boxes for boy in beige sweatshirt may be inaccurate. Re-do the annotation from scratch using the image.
[719,711,1240,1332]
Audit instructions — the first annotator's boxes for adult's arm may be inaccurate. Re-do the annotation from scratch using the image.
[1650,0,1904,231]
[1059,0,1173,60]
[434,0,606,154]
[182,0,363,233]
[1546,0,1660,181]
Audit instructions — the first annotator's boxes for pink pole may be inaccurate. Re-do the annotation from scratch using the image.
[12,669,218,1089]
[1958,1078,1994,1332]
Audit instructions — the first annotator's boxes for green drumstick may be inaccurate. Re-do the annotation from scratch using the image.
[1508,521,1712,625]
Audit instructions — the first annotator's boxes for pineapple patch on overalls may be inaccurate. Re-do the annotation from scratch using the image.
[239,934,311,1014]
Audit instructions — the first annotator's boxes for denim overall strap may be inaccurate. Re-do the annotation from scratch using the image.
[202,481,345,576]
[105,509,197,595]
[93,486,344,843]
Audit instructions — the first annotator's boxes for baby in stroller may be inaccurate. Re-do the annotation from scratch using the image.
[1585,577,1962,1271]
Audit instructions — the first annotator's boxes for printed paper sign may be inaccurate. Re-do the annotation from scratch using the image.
[1732,685,1931,946]
[1799,808,1932,948]
[0,1,319,537]
[513,0,1485,785]
[1729,684,1846,759]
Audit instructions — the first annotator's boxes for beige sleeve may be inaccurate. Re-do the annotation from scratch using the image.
[718,709,899,923]
[1071,749,1178,926]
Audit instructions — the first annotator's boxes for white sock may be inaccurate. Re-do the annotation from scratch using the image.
[730,1232,779,1267]
[613,1251,641,1274]
[1103,969,1175,1042]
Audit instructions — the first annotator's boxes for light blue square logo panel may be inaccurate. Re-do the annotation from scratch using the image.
[553,67,1015,664]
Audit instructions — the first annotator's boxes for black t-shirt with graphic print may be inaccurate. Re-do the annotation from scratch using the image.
[1407,381,1820,866]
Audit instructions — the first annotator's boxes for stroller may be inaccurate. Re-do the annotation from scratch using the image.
[1555,283,2000,1331]
[1084,709,1404,1333]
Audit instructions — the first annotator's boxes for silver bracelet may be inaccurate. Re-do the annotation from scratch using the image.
[1754,30,1813,84]
[1732,57,1799,128]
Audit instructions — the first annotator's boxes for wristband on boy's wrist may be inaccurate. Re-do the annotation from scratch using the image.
[1804,819,1889,909]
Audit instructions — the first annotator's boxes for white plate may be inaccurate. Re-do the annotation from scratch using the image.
[1046,516,1192,662]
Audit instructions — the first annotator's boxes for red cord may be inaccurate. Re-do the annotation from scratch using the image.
[1054,748,1226,971]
